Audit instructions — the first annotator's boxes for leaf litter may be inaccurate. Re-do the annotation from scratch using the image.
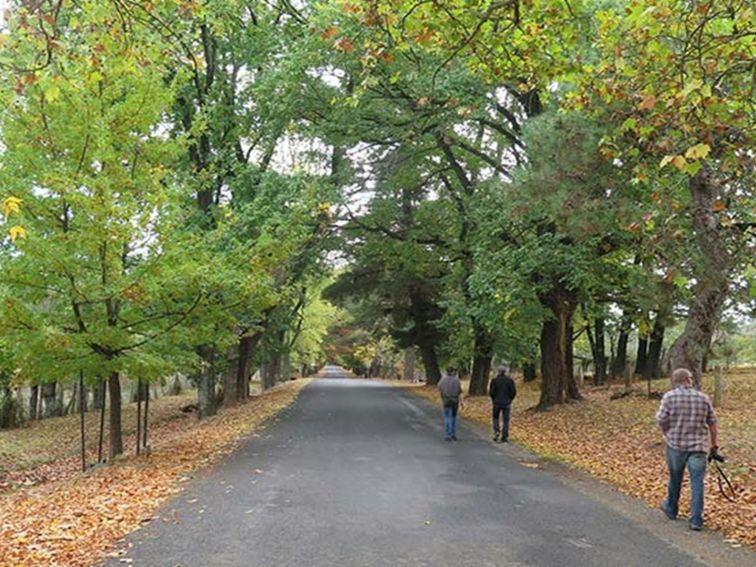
[406,369,755,548]
[0,380,310,566]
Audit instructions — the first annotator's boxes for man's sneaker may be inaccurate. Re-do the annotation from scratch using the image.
[492,432,500,442]
[689,523,703,531]
[451,435,458,441]
[500,437,509,443]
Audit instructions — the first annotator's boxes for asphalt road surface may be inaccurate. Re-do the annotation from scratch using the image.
[107,365,718,567]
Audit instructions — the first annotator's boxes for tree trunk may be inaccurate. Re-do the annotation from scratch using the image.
[668,167,732,388]
[197,345,217,419]
[590,318,607,385]
[261,357,277,390]
[282,351,291,382]
[64,384,77,416]
[236,334,259,400]
[79,372,86,472]
[419,344,442,385]
[41,382,59,418]
[612,315,631,378]
[523,362,537,383]
[93,380,105,410]
[634,333,648,376]
[402,348,416,381]
[97,378,106,463]
[28,385,39,420]
[223,345,239,407]
[643,316,665,380]
[565,321,580,400]
[79,383,88,413]
[108,372,123,460]
[538,284,579,410]
[468,326,493,395]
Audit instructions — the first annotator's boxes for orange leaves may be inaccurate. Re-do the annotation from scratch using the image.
[406,369,756,548]
[320,26,354,53]
[0,381,310,566]
[320,26,339,40]
[334,37,354,53]
[638,93,657,111]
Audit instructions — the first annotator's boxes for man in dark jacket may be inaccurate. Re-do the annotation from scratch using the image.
[489,366,517,442]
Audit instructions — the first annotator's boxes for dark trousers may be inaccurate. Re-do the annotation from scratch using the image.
[492,404,511,440]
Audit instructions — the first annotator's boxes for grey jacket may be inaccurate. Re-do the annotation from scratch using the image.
[437,374,462,406]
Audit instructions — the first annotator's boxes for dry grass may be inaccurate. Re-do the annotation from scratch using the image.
[0,392,198,492]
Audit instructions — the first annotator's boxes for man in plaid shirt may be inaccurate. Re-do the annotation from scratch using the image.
[656,368,718,531]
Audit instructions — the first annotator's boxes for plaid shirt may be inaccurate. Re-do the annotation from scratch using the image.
[656,385,717,452]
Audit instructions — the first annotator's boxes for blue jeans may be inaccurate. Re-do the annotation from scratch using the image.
[443,404,458,438]
[492,404,511,440]
[663,446,707,527]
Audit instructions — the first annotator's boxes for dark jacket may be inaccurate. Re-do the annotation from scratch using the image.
[489,374,516,406]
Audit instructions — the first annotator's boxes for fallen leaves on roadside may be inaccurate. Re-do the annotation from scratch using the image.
[0,380,310,566]
[406,369,755,548]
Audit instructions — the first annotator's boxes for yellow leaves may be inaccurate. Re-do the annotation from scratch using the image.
[671,155,687,169]
[685,143,710,160]
[659,154,686,170]
[658,143,710,175]
[2,196,22,217]
[9,225,26,242]
[2,198,25,242]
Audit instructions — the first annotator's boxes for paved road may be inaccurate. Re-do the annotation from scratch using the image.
[109,366,712,567]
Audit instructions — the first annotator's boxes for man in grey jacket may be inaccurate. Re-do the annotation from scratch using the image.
[437,368,463,441]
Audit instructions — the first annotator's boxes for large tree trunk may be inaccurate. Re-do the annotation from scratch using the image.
[668,168,732,388]
[402,348,416,381]
[197,345,217,419]
[41,382,59,418]
[223,345,239,407]
[538,285,579,410]
[282,352,292,383]
[108,372,123,460]
[594,318,607,385]
[93,380,105,410]
[468,326,493,395]
[261,357,279,390]
[566,322,580,400]
[236,333,260,400]
[587,317,608,385]
[28,385,39,420]
[634,332,648,376]
[643,315,666,380]
[523,362,537,383]
[419,344,441,385]
[612,315,631,378]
